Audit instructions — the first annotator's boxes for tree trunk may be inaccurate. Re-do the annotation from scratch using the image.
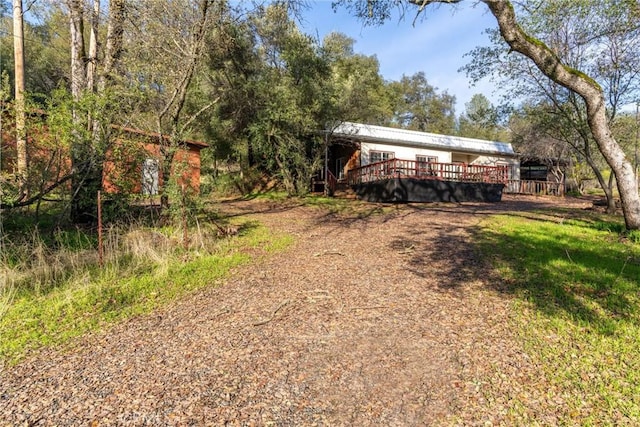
[155,0,212,209]
[68,0,127,223]
[13,0,27,196]
[99,0,125,90]
[68,0,85,101]
[483,0,640,229]
[89,0,126,208]
[606,169,617,213]
[585,99,638,221]
[586,155,616,213]
[93,0,126,148]
[86,0,100,92]
[159,149,171,208]
[68,0,96,223]
[574,129,616,213]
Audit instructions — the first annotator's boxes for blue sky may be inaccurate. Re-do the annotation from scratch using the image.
[298,1,500,115]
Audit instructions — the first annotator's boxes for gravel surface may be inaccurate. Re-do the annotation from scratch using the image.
[0,195,591,426]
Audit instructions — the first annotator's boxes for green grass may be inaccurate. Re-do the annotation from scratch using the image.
[241,189,393,219]
[238,218,294,253]
[300,193,394,218]
[0,219,292,366]
[477,210,640,423]
[245,189,291,201]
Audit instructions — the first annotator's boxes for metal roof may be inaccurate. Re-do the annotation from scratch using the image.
[330,122,516,157]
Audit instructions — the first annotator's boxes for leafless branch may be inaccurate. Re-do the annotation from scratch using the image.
[179,97,220,135]
[1,173,74,209]
[253,299,291,326]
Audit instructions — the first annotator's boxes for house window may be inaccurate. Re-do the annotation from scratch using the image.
[142,158,159,195]
[416,155,438,176]
[369,151,394,164]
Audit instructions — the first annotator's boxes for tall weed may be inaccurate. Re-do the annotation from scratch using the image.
[0,213,264,364]
[0,220,223,300]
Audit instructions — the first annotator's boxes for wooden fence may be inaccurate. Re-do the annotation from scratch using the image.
[503,180,565,196]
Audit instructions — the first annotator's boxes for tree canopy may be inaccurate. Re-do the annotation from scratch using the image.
[3,0,640,229]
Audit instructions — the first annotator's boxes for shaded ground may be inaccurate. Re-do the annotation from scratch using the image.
[0,195,591,425]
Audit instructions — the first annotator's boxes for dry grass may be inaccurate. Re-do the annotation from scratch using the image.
[0,214,261,364]
[0,220,228,294]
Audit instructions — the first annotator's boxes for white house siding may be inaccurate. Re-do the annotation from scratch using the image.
[360,142,452,166]
[452,153,475,163]
[332,122,516,157]
[359,142,519,178]
[471,155,520,180]
[331,122,521,183]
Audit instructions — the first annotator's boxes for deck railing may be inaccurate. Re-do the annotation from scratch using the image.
[504,179,565,196]
[325,169,337,196]
[347,158,510,186]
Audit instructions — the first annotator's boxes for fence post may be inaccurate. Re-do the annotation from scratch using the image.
[97,190,103,268]
[182,184,188,250]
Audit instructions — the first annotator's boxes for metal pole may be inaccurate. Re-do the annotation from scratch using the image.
[324,131,329,196]
[182,184,188,250]
[97,190,103,268]
[636,102,639,188]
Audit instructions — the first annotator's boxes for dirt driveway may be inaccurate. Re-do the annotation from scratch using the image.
[0,195,590,426]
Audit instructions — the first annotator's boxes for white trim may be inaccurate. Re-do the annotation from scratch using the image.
[369,150,394,163]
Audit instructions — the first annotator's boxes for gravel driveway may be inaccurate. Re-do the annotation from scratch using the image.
[0,195,591,426]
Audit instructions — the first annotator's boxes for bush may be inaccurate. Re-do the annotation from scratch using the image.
[204,167,273,197]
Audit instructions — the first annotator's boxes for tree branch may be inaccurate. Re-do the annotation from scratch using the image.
[1,173,74,209]
[179,97,220,135]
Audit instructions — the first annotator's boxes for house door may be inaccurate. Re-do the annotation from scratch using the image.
[142,158,159,195]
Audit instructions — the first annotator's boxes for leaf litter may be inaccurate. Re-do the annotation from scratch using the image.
[0,195,592,425]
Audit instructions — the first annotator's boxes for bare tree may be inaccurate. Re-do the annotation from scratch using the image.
[99,0,125,90]
[125,0,221,207]
[66,0,128,222]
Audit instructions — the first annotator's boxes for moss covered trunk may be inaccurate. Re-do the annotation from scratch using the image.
[483,0,640,229]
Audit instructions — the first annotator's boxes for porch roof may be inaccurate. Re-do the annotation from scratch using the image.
[329,122,516,158]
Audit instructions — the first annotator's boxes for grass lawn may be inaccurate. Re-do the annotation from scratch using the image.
[477,209,640,424]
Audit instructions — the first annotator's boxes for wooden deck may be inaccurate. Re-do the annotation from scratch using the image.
[347,159,510,186]
[346,159,508,203]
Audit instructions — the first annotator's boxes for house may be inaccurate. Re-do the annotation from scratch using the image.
[518,156,568,193]
[1,121,208,203]
[103,126,208,196]
[321,122,520,202]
